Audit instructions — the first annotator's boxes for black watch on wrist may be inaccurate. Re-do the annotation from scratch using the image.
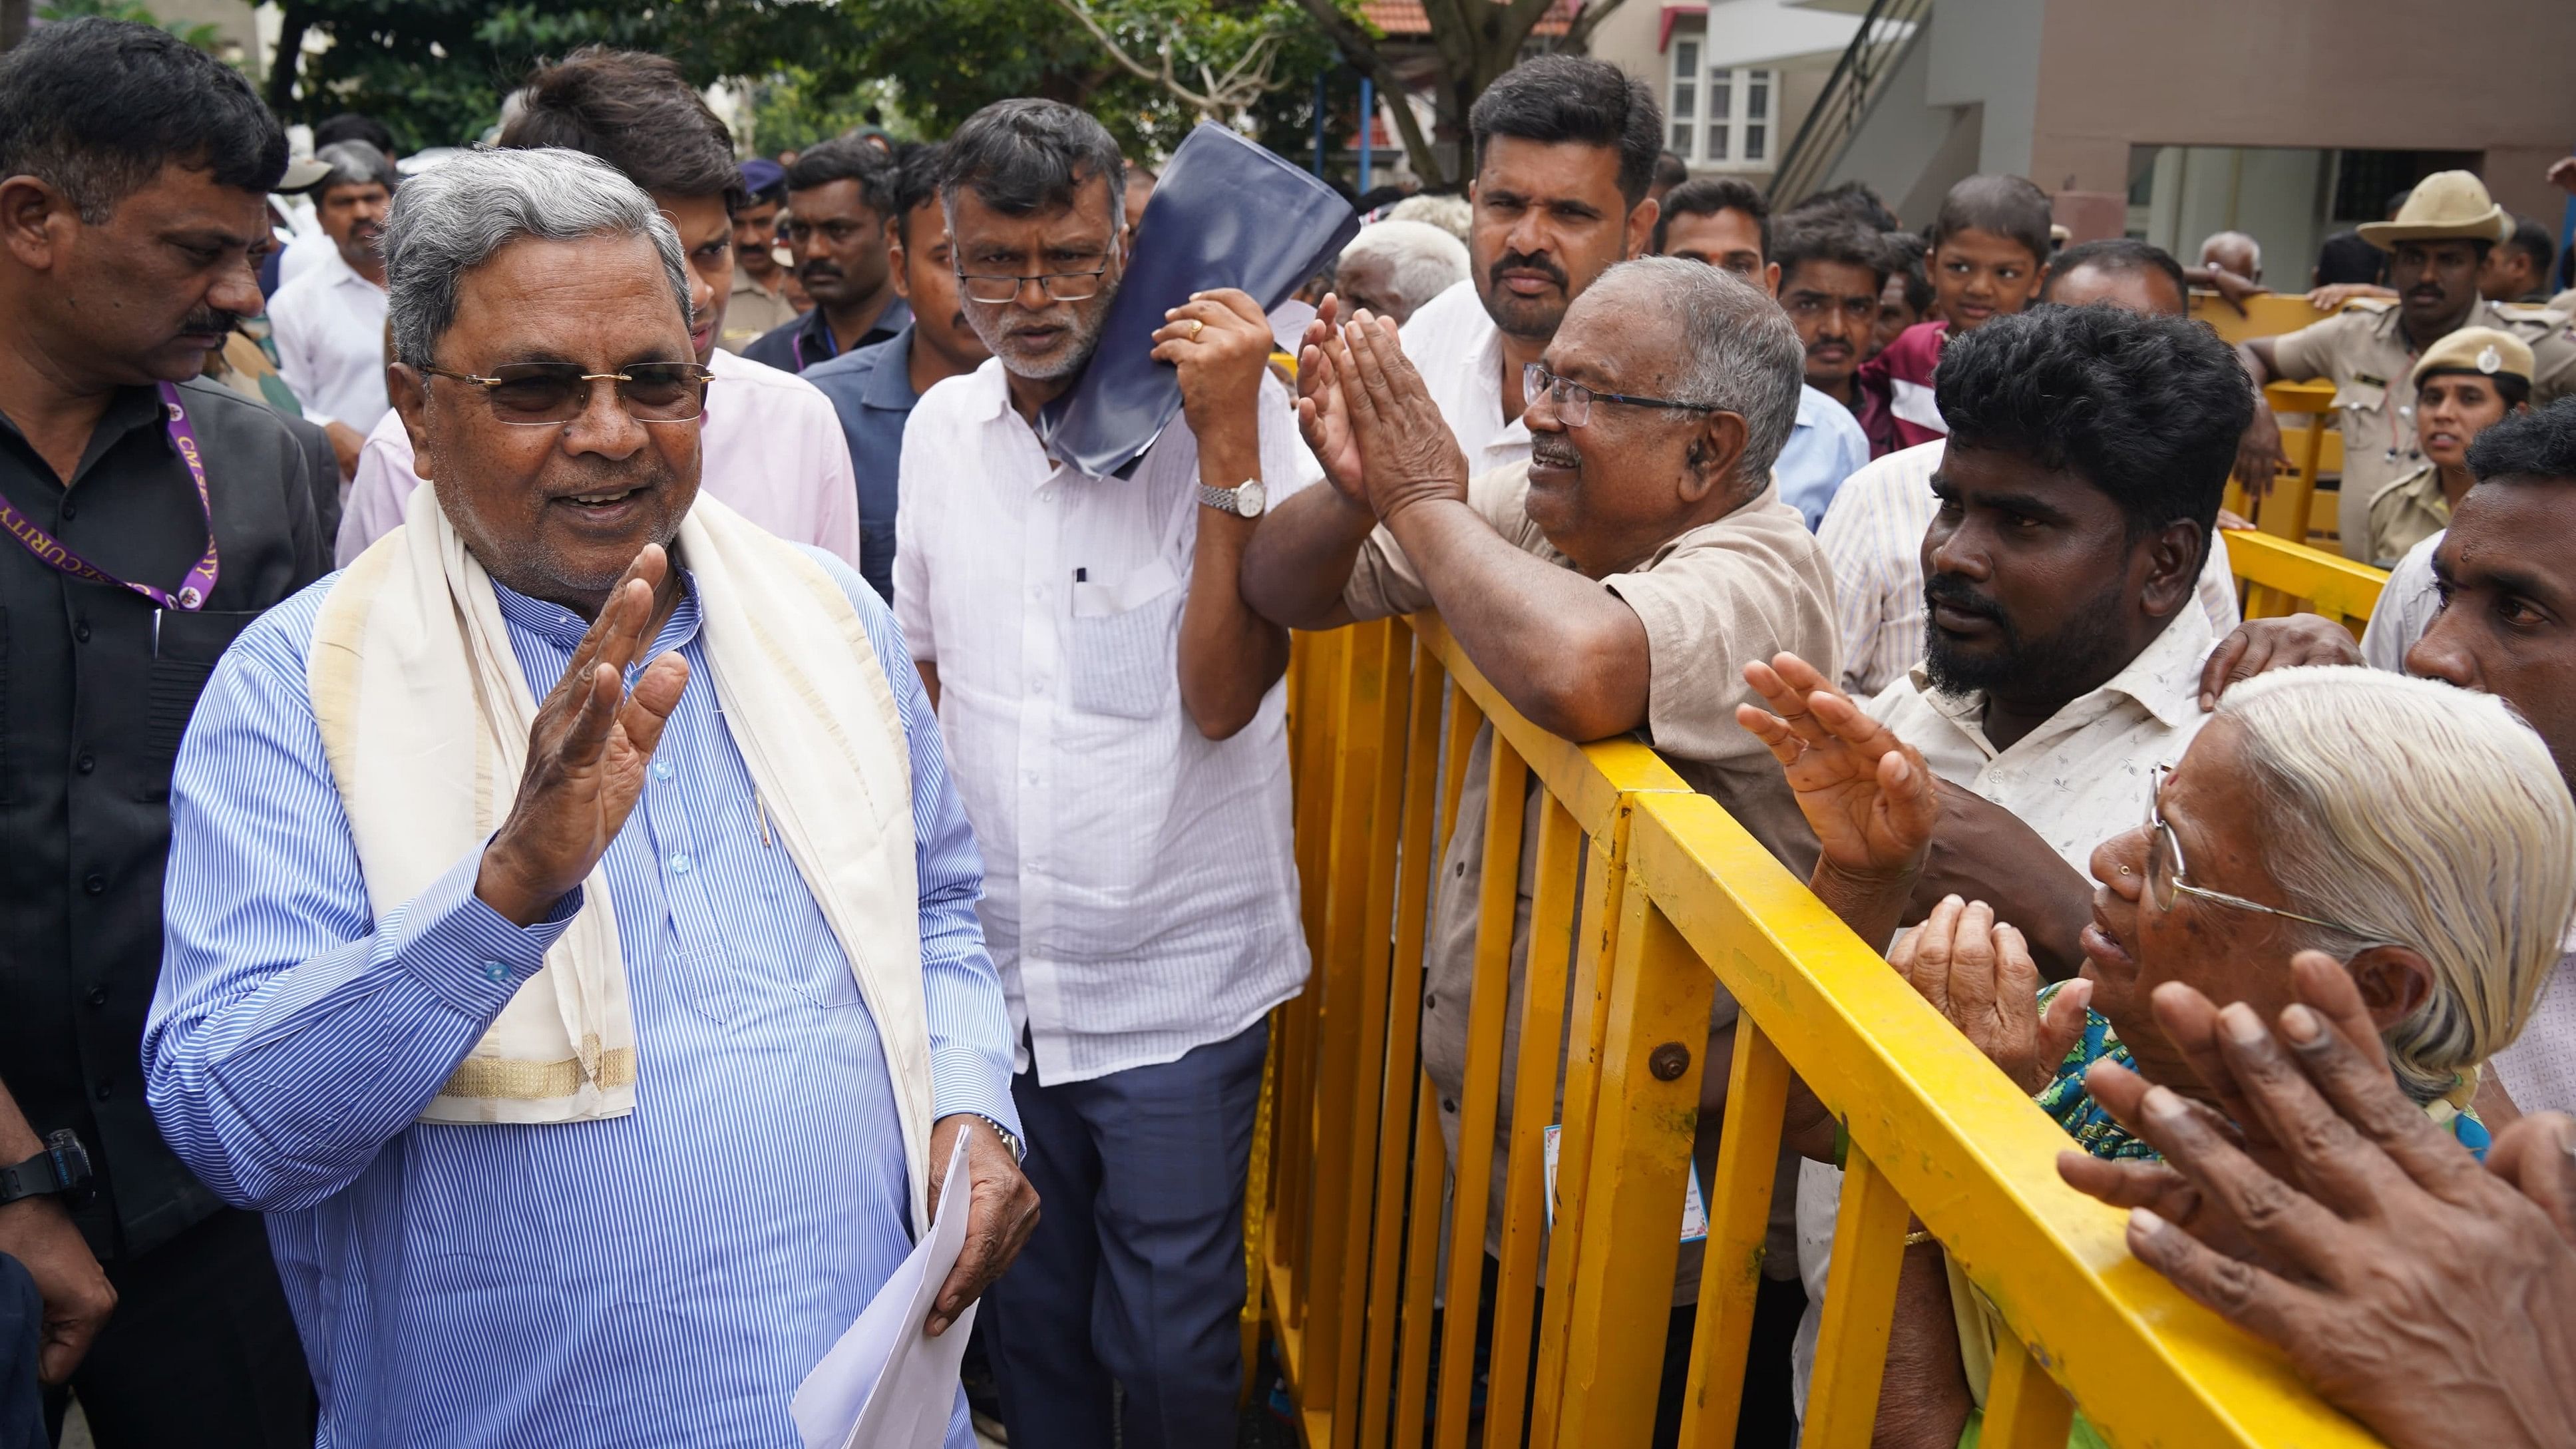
[0,1131,92,1209]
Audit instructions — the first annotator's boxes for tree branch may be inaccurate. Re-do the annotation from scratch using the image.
[1291,0,1453,184]
[265,2,309,112]
[1556,0,1636,54]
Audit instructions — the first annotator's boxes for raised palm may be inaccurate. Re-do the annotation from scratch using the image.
[1736,652,1936,880]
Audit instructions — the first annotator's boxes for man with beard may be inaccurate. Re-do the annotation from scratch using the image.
[0,19,325,1443]
[746,138,909,373]
[2237,170,2576,560]
[1819,240,2241,700]
[715,158,797,353]
[1242,258,1836,1445]
[266,139,395,477]
[892,99,1311,1449]
[1395,54,1662,480]
[1848,303,2253,976]
[333,48,862,569]
[803,143,990,602]
[1769,303,2251,1442]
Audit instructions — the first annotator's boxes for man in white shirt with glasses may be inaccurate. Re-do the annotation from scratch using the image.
[892,98,1308,1449]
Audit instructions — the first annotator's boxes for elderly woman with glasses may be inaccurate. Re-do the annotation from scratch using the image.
[1744,658,2576,1449]
[1741,656,2576,1154]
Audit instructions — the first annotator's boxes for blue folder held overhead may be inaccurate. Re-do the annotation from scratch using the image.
[1036,122,1359,479]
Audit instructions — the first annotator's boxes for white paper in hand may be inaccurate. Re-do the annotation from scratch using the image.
[791,1128,979,1449]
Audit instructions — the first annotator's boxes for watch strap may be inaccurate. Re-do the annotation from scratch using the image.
[0,1132,86,1207]
[967,1114,1027,1163]
[1196,483,1238,513]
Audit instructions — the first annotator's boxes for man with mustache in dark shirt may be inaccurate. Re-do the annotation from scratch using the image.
[745,138,912,374]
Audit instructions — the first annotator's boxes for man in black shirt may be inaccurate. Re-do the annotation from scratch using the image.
[0,20,323,1444]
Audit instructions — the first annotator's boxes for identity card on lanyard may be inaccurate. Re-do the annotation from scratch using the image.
[0,381,220,611]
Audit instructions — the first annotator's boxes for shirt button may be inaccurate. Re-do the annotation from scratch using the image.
[1028,584,1045,600]
[650,759,675,781]
[74,623,91,644]
[92,1080,112,1102]
[1441,1098,1457,1114]
[1424,994,1438,1011]
[75,753,94,775]
[668,851,693,876]
[58,502,75,521]
[83,873,105,896]
[482,960,511,983]
[85,986,109,1008]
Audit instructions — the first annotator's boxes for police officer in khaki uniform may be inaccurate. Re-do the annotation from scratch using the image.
[2364,326,2531,566]
[2235,171,2576,560]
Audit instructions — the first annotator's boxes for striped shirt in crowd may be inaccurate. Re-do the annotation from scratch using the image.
[146,552,1012,1448]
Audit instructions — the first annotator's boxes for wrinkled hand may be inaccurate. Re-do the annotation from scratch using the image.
[2197,614,2362,710]
[1332,309,1471,523]
[1889,896,2087,1094]
[0,1198,114,1383]
[1294,294,1366,508]
[1153,288,1275,445]
[924,1114,1040,1338]
[1736,652,1936,883]
[2056,958,2576,1449]
[476,546,690,925]
[2208,268,2269,315]
[2304,282,2397,311]
[2232,403,2288,502]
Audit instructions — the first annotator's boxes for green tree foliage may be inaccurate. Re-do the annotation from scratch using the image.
[36,0,221,50]
[262,0,1358,169]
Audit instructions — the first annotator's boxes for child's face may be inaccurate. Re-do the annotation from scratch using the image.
[1929,226,2044,331]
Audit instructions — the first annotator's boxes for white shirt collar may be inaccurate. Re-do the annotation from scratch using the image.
[1907,600,2217,755]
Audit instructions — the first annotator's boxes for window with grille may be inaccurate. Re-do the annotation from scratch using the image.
[1664,45,1777,171]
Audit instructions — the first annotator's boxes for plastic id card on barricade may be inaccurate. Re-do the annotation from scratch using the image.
[1541,1124,1708,1244]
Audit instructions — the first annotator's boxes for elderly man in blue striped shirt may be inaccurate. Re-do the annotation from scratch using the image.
[142,146,1034,1448]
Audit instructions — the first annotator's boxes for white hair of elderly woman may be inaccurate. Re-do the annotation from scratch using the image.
[2213,665,2576,1102]
[381,145,691,370]
[1338,219,1468,318]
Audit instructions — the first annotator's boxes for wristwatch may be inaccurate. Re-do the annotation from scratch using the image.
[966,1114,1027,1164]
[0,1130,92,1208]
[1197,479,1267,518]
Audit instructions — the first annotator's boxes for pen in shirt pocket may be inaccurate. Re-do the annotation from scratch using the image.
[753,791,773,849]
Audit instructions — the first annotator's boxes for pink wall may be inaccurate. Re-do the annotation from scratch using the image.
[2029,0,2576,221]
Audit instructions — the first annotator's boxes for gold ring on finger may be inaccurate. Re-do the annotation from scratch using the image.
[1188,319,1205,340]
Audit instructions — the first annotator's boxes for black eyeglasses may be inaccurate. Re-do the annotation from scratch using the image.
[1522,362,1716,429]
[421,361,715,426]
[954,258,1116,305]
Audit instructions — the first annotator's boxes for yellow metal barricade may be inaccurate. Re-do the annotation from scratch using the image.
[2223,527,2390,634]
[1255,610,2388,1448]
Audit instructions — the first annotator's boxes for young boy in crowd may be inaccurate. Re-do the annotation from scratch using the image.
[1854,174,2051,455]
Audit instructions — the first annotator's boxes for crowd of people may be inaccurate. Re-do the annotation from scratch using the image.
[0,13,2573,1449]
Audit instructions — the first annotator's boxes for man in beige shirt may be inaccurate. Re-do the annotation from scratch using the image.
[1242,259,1836,1418]
[2235,170,2575,558]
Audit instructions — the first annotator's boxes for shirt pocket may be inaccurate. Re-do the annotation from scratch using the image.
[2330,378,2388,418]
[1067,558,1183,721]
[138,607,264,802]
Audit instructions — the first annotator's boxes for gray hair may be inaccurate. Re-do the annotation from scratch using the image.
[1386,192,1472,244]
[1340,220,1469,315]
[383,146,689,369]
[1583,256,1804,488]
[313,140,398,197]
[2214,666,2576,1102]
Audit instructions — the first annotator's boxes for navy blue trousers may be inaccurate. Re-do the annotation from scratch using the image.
[984,1020,1268,1449]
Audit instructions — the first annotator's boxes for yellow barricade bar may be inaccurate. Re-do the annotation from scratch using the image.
[1258,607,2390,1449]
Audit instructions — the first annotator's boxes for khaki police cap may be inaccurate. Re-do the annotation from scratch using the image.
[2409,326,2533,390]
[2359,170,2513,248]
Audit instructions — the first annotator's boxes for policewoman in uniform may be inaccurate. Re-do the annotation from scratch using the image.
[2364,327,2532,566]
[0,21,323,1446]
[2236,170,2576,560]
